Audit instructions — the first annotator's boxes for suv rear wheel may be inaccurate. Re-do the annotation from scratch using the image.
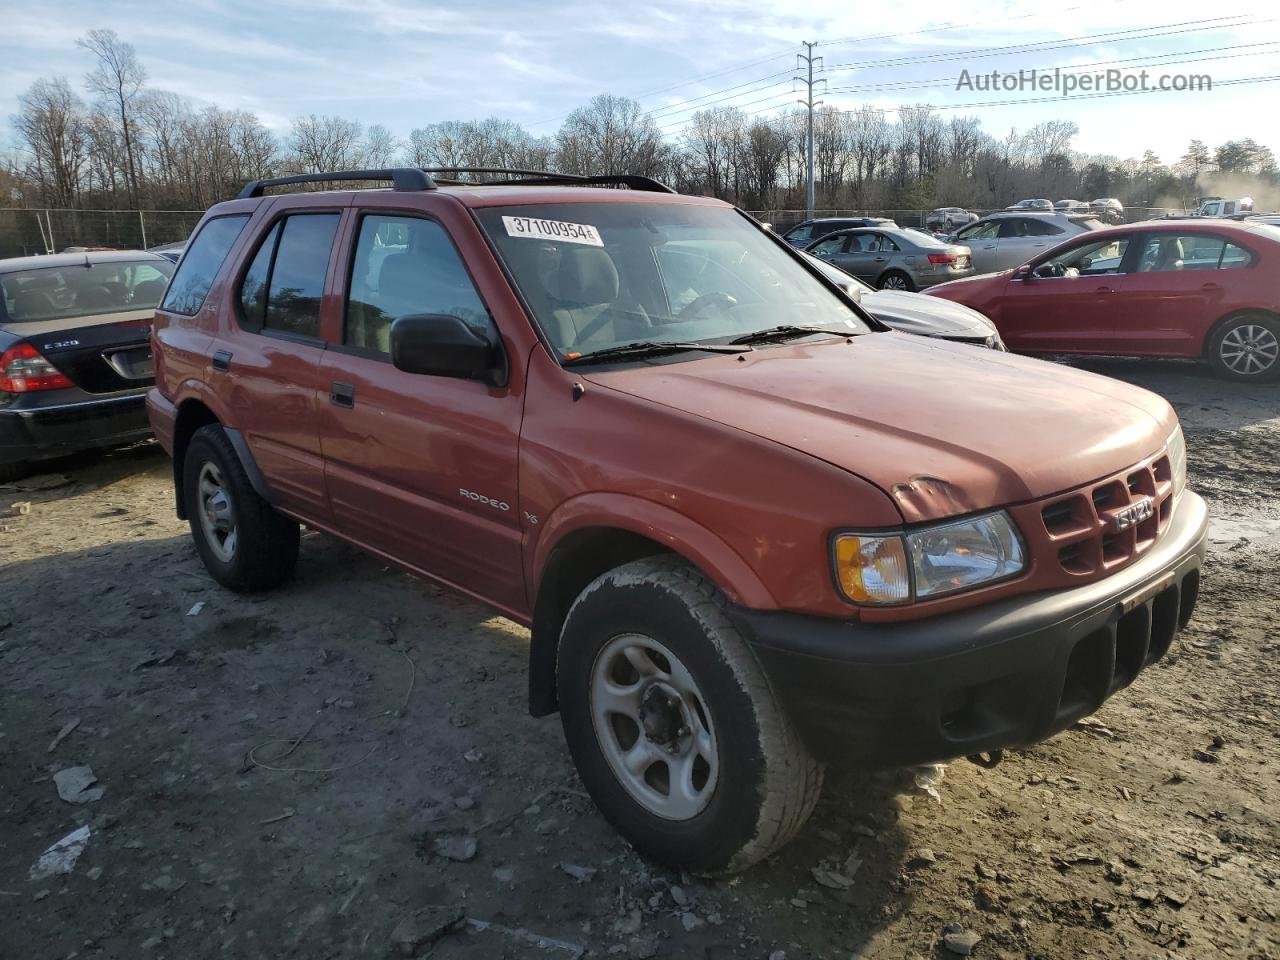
[556,556,823,874]
[1208,313,1280,382]
[183,424,299,591]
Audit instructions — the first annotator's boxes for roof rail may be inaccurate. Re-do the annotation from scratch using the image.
[424,167,676,194]
[237,168,437,199]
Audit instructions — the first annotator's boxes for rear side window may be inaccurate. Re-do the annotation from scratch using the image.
[237,214,339,339]
[1220,242,1252,269]
[345,214,494,354]
[1137,234,1234,273]
[161,214,249,315]
[1024,219,1064,236]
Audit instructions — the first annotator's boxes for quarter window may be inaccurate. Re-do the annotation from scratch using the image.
[1219,242,1252,269]
[161,215,248,315]
[237,214,339,338]
[345,215,494,354]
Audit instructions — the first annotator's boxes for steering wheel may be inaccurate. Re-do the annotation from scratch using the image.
[676,291,738,320]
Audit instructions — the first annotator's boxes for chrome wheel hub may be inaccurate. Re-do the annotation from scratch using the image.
[882,275,908,290]
[197,462,237,563]
[590,633,719,820]
[1220,324,1279,375]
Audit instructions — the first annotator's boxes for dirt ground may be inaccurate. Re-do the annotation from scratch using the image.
[1,357,1276,960]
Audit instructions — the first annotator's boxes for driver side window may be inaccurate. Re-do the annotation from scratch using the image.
[809,234,847,256]
[1034,237,1130,278]
[958,221,998,241]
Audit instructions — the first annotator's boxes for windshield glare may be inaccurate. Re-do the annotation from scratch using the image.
[1,260,175,323]
[477,203,869,357]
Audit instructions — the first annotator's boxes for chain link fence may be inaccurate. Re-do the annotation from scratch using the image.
[0,209,206,259]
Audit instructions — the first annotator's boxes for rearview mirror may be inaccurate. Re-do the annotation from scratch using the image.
[390,314,505,386]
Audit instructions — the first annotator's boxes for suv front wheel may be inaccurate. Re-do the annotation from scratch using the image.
[183,424,299,592]
[557,556,823,874]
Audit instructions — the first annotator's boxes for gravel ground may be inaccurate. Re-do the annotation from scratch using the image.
[1,358,1276,960]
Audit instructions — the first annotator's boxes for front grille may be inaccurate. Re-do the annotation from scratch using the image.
[1009,450,1175,585]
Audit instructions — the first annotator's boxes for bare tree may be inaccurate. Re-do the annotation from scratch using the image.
[287,115,364,173]
[556,95,665,177]
[77,29,147,207]
[14,78,89,207]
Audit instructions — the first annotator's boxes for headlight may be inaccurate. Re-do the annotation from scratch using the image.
[833,511,1026,605]
[1166,424,1187,501]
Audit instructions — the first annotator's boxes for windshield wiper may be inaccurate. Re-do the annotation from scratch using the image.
[729,325,847,345]
[563,341,753,366]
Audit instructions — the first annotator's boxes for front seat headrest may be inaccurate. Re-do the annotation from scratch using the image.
[539,246,620,307]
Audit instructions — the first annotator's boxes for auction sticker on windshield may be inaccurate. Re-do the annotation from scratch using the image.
[502,216,603,246]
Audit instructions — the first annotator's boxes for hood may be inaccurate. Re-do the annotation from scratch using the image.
[584,334,1175,523]
[862,289,996,338]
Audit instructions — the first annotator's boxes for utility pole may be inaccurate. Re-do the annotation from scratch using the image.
[795,41,825,219]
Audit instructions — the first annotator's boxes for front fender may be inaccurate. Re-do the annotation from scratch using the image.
[529,491,778,611]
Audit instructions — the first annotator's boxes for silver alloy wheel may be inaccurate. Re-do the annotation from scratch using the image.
[1219,323,1279,375]
[196,461,237,563]
[589,633,719,820]
[880,274,909,290]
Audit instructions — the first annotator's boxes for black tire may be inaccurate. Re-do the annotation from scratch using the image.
[1206,313,1280,382]
[0,460,29,484]
[878,270,914,292]
[182,424,299,592]
[557,556,823,875]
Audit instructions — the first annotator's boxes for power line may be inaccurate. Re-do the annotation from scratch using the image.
[821,15,1263,74]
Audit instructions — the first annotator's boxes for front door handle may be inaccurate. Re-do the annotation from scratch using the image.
[212,350,232,372]
[330,381,355,408]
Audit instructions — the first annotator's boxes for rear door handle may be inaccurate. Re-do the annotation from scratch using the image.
[1095,286,1115,294]
[1201,282,1222,291]
[212,350,232,372]
[330,381,355,408]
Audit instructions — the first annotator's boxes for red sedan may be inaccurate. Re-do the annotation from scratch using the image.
[926,220,1280,381]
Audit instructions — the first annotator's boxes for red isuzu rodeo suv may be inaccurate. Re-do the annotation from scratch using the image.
[148,168,1207,874]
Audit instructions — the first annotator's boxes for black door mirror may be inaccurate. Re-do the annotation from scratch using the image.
[1013,263,1034,280]
[390,314,505,385]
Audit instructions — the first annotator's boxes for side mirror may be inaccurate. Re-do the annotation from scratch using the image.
[390,314,505,385]
[1013,264,1034,280]
[761,222,774,232]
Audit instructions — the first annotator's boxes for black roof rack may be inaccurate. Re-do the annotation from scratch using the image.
[237,166,676,199]
[237,168,437,199]
[422,167,676,194]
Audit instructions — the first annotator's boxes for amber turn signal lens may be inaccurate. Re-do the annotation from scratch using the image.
[833,534,910,604]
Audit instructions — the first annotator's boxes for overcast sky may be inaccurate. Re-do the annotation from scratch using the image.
[3,0,1276,164]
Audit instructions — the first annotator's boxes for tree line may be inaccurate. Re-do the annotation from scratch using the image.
[7,29,1279,217]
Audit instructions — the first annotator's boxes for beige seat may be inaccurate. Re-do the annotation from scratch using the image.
[535,245,646,351]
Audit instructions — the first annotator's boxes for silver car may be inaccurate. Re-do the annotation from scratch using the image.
[803,226,973,291]
[925,206,979,231]
[948,211,1104,273]
[803,252,1005,349]
[1006,198,1053,211]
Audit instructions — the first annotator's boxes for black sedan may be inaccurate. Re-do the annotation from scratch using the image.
[0,251,174,481]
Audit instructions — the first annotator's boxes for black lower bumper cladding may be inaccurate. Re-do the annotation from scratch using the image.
[735,492,1209,767]
[0,391,150,466]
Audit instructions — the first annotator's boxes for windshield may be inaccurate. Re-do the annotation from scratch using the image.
[1,259,174,323]
[476,202,870,358]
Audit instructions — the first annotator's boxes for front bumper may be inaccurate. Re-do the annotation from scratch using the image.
[0,389,151,466]
[734,491,1208,767]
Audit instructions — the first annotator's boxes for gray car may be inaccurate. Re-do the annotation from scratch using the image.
[802,252,1005,349]
[948,211,1104,273]
[925,206,979,231]
[803,226,973,291]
